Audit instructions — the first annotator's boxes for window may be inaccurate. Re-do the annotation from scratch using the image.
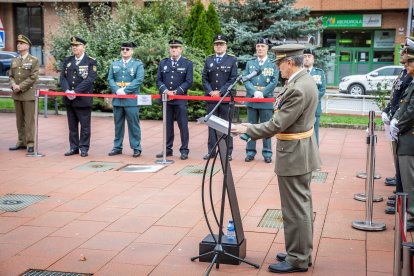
[373,51,394,62]
[376,68,395,76]
[339,31,371,48]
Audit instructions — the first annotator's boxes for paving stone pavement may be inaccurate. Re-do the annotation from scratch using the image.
[0,113,399,275]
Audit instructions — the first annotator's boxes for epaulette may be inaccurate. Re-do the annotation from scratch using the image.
[89,56,96,60]
[315,67,323,71]
[161,57,169,61]
[227,53,236,57]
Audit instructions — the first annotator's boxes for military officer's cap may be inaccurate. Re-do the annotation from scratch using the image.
[256,38,270,46]
[272,44,305,61]
[169,39,183,47]
[70,36,87,46]
[121,42,137,48]
[17,34,31,46]
[303,48,315,56]
[213,34,227,44]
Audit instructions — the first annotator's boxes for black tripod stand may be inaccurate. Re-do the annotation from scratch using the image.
[191,77,260,275]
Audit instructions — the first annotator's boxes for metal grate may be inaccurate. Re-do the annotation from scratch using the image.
[311,171,328,184]
[118,164,165,173]
[176,165,220,176]
[21,269,92,276]
[258,209,316,229]
[0,194,48,212]
[72,161,121,172]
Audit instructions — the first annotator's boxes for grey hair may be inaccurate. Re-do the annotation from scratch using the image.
[288,55,304,67]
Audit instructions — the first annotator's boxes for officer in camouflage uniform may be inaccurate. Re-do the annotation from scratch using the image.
[108,42,145,158]
[243,38,278,163]
[9,34,39,154]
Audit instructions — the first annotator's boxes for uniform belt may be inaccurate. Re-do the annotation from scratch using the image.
[254,86,265,91]
[275,127,314,141]
[116,82,131,87]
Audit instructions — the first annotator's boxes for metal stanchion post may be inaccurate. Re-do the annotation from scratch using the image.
[43,94,48,118]
[401,242,414,276]
[155,92,173,165]
[352,111,385,231]
[355,112,382,202]
[394,193,407,276]
[27,89,45,157]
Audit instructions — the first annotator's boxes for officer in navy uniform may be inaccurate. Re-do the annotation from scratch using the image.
[108,42,145,158]
[303,49,326,146]
[155,39,193,160]
[60,36,97,157]
[202,34,238,160]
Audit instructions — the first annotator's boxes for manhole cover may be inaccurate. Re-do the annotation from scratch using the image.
[0,194,48,212]
[21,269,92,276]
[258,209,316,229]
[176,165,220,176]
[72,161,121,172]
[312,171,328,184]
[118,164,165,173]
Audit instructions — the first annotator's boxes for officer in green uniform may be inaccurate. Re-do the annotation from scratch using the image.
[9,34,39,154]
[232,44,320,274]
[243,38,278,163]
[303,49,326,146]
[108,42,145,158]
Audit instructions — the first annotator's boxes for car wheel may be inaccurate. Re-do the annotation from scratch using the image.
[348,84,365,95]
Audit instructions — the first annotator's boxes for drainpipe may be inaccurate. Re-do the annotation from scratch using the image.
[407,0,413,37]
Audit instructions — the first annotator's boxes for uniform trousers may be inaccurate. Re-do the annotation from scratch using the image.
[246,107,272,158]
[113,106,141,152]
[206,103,233,155]
[14,100,35,147]
[66,105,91,152]
[399,155,414,215]
[278,172,313,269]
[166,104,189,154]
[392,141,403,193]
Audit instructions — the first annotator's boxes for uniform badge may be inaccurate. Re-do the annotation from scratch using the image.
[67,63,71,67]
[93,66,97,72]
[164,66,167,70]
[78,66,89,79]
[210,63,213,67]
[312,75,322,85]
[130,68,134,76]
[266,78,270,83]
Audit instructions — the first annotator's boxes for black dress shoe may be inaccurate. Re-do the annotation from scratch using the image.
[80,151,88,157]
[276,253,312,267]
[387,200,395,207]
[156,152,172,158]
[385,176,396,182]
[180,153,188,160]
[133,150,141,158]
[64,149,79,156]
[9,145,27,151]
[385,206,395,214]
[27,147,34,153]
[388,194,396,200]
[264,157,272,163]
[108,149,122,156]
[245,156,254,162]
[268,261,308,273]
[203,153,214,160]
[407,222,414,232]
[385,179,396,186]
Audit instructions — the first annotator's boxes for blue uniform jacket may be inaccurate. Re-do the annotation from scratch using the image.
[243,58,278,109]
[309,67,326,117]
[60,54,97,107]
[108,59,145,107]
[202,53,238,103]
[156,57,193,105]
[384,68,412,118]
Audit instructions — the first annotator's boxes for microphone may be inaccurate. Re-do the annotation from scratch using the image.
[240,69,262,83]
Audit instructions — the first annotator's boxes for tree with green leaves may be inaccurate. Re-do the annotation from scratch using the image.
[183,0,204,46]
[205,3,221,37]
[192,11,213,55]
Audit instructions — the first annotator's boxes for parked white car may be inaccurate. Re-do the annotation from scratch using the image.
[339,65,403,95]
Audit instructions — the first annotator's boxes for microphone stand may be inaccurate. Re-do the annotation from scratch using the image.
[191,74,259,275]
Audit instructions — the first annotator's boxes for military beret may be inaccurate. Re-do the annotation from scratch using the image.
[70,36,86,46]
[213,34,227,44]
[303,48,315,56]
[256,38,270,46]
[17,34,31,46]
[272,44,305,61]
[121,42,137,48]
[169,39,183,47]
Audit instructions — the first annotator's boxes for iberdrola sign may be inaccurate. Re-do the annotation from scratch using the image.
[323,14,382,28]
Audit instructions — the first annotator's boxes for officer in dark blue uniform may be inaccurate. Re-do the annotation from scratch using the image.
[156,39,193,160]
[202,34,238,160]
[60,36,97,157]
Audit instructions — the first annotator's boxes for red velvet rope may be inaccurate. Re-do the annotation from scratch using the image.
[398,197,408,243]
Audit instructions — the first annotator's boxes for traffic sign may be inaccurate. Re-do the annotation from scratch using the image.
[0,30,4,48]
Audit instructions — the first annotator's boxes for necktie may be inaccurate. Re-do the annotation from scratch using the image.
[75,58,81,65]
[216,57,222,64]
[307,69,310,73]
[172,59,177,67]
[123,61,127,68]
[285,80,289,86]
[259,59,263,66]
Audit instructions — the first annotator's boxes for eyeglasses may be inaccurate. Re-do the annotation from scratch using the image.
[121,48,131,51]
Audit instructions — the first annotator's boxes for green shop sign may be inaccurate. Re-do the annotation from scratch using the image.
[323,14,382,28]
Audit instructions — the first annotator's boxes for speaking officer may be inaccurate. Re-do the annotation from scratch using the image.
[202,34,238,161]
[108,42,144,158]
[303,48,326,146]
[155,39,193,160]
[60,36,97,157]
[243,38,278,163]
[232,44,320,273]
[8,34,39,154]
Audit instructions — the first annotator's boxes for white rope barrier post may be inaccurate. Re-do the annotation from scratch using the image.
[155,92,173,165]
[352,111,385,231]
[26,89,45,157]
[394,193,408,276]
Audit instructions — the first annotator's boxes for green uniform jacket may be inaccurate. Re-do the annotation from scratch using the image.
[108,59,145,107]
[394,81,414,155]
[9,54,39,101]
[243,58,278,109]
[246,70,321,176]
[309,67,326,117]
